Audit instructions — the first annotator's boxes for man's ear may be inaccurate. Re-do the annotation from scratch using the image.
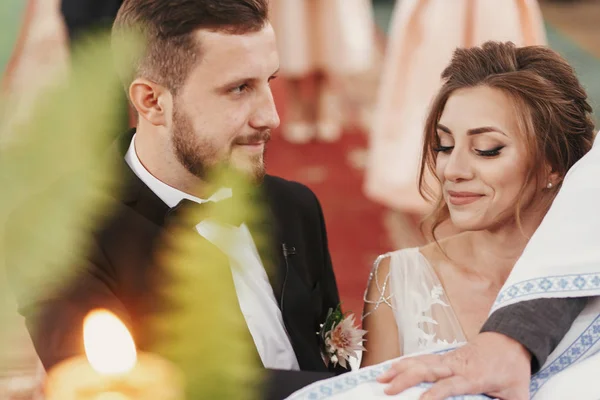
[129,78,171,127]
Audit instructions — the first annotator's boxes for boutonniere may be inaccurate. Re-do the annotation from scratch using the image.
[318,305,367,369]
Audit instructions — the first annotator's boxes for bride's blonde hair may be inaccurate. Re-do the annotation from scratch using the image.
[419,41,595,241]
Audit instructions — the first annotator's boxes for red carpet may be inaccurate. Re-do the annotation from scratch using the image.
[267,80,391,319]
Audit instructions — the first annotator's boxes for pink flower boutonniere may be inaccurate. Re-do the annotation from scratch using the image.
[319,305,367,369]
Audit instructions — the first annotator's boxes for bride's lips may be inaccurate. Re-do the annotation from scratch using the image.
[447,190,484,206]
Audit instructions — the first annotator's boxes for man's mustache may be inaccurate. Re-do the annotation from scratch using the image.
[234,130,271,145]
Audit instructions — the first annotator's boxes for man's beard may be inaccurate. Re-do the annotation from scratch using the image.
[171,106,268,184]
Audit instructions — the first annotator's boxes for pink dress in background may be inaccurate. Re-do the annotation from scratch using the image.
[269,0,377,78]
[3,0,69,95]
[2,0,69,130]
[364,0,547,214]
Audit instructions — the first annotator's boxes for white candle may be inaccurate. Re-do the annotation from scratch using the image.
[45,310,184,400]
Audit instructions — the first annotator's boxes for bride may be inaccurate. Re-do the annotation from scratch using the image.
[361,41,595,366]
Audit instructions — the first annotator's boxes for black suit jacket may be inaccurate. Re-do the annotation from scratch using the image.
[8,132,341,374]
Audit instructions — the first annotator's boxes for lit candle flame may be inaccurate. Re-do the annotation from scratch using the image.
[83,309,137,375]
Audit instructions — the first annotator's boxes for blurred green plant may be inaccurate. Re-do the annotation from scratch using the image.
[153,168,268,399]
[1,31,125,305]
[0,31,126,370]
[1,26,264,399]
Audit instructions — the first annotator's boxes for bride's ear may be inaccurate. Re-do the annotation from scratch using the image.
[544,165,561,190]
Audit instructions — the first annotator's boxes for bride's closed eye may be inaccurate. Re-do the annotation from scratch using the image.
[433,145,453,153]
[475,145,505,157]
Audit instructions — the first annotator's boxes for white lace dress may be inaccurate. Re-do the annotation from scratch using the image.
[364,247,466,355]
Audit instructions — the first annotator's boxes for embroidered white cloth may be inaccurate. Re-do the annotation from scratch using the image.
[286,345,491,400]
[286,339,600,399]
[488,133,600,397]
[493,134,600,307]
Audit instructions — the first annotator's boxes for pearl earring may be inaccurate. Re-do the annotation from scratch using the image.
[547,182,553,189]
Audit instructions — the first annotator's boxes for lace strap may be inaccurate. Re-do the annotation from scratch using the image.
[363,253,395,319]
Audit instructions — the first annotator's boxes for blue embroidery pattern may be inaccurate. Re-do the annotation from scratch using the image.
[530,315,600,398]
[301,364,388,400]
[291,315,600,399]
[289,349,492,399]
[494,273,600,307]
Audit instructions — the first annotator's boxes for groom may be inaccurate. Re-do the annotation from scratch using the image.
[10,0,340,375]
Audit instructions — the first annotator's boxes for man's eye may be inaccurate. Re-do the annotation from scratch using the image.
[231,84,249,94]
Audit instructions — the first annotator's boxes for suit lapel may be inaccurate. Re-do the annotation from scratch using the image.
[257,179,326,372]
[243,181,287,304]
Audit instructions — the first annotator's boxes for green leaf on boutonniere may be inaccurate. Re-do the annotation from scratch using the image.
[323,304,344,334]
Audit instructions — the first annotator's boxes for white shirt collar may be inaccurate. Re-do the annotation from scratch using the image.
[124,134,232,208]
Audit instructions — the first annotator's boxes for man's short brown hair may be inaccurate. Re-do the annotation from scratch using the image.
[112,0,269,94]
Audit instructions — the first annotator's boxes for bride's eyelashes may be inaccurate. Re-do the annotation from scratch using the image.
[433,145,453,153]
[475,145,505,157]
[433,145,505,157]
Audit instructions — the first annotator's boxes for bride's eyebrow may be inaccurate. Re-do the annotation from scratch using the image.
[437,124,507,137]
[467,126,507,137]
[436,124,452,134]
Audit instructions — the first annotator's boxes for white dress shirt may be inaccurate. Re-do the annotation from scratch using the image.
[125,135,300,370]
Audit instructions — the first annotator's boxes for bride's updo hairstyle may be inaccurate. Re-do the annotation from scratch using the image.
[419,41,595,239]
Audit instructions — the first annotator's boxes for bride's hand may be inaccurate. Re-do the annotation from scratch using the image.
[376,332,531,400]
